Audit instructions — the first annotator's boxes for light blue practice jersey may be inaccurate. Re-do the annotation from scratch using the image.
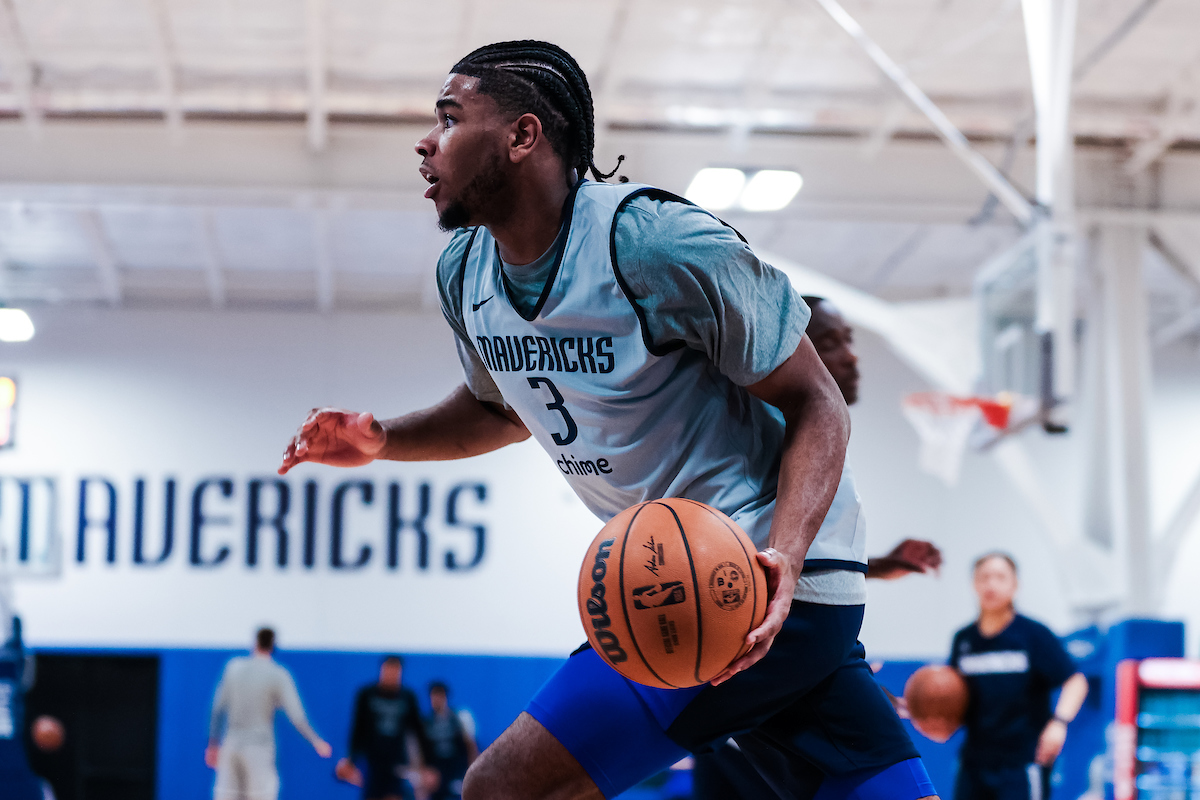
[453,181,867,590]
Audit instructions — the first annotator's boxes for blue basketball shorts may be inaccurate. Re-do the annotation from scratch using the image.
[526,600,930,799]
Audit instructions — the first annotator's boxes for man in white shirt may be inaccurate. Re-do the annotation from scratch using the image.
[206,628,332,800]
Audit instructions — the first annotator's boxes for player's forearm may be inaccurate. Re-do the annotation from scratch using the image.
[1054,672,1089,722]
[377,384,530,461]
[766,379,850,569]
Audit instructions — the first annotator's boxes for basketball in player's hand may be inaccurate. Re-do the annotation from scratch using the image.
[904,665,968,743]
[31,715,65,752]
[578,498,767,689]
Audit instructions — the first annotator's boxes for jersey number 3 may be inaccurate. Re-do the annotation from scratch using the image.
[527,377,578,446]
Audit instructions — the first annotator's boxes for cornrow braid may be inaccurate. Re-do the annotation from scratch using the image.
[451,40,625,183]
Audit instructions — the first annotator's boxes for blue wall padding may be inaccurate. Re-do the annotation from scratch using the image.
[142,647,562,800]
[37,618,1189,800]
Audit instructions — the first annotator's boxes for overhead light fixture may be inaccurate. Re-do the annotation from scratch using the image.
[0,309,35,342]
[685,168,746,211]
[739,170,804,212]
[685,168,803,212]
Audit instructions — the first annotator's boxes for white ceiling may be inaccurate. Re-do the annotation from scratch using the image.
[0,0,1198,330]
[3,0,1198,141]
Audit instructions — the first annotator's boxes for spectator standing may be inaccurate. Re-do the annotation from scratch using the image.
[206,627,332,800]
[336,655,431,800]
[423,682,479,800]
[951,553,1089,800]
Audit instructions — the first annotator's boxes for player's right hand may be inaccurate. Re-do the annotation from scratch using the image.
[278,408,387,475]
[335,757,364,786]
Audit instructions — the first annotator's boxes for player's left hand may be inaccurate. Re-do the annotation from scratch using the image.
[709,547,796,686]
[1035,718,1067,765]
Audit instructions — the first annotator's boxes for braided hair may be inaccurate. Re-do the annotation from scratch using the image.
[451,40,624,182]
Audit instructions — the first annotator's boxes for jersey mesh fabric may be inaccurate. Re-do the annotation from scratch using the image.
[437,182,867,603]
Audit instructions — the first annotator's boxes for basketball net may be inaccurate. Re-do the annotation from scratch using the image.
[901,392,1012,486]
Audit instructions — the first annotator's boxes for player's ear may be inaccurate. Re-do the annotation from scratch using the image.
[509,113,543,163]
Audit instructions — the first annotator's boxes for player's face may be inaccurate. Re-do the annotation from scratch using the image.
[430,688,447,713]
[380,661,402,688]
[415,74,513,231]
[973,558,1017,613]
[808,303,859,405]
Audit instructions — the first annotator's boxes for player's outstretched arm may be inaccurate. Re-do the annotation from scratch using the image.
[711,335,850,685]
[867,539,943,580]
[279,384,530,474]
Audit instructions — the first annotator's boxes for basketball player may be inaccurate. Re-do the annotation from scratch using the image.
[423,681,478,800]
[0,617,46,800]
[950,554,1088,800]
[279,41,936,800]
[336,655,431,800]
[693,296,943,800]
[206,628,332,800]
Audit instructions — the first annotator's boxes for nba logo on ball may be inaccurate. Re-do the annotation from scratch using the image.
[578,498,766,688]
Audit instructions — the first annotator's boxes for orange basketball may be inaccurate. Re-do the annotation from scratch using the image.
[577,498,768,689]
[31,715,65,752]
[904,665,968,743]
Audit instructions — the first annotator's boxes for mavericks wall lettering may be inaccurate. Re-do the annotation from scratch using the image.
[2,475,488,574]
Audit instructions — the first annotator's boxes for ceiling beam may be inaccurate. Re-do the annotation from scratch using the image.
[590,0,632,160]
[76,209,122,305]
[0,0,39,133]
[305,0,329,152]
[196,210,226,309]
[144,0,182,133]
[311,210,334,312]
[809,0,1036,226]
[1125,64,1199,174]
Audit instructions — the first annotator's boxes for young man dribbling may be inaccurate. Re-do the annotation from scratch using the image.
[280,40,937,800]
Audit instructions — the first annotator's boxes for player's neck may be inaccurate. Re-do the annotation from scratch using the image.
[488,170,573,266]
[976,606,1015,637]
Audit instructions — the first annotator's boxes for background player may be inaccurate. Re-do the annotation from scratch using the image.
[0,616,47,800]
[335,655,431,800]
[423,681,479,800]
[693,295,943,800]
[950,554,1088,800]
[206,628,332,800]
[279,40,936,800]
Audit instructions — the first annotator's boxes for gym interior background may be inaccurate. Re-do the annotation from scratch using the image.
[1,0,1199,798]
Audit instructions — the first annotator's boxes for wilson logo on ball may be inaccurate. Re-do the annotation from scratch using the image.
[708,562,748,611]
[585,538,628,664]
[632,581,686,609]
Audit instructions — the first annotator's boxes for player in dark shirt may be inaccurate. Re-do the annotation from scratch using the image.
[948,553,1089,800]
[423,682,478,800]
[336,656,431,800]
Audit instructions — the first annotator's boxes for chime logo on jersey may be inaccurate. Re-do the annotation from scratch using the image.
[474,335,615,374]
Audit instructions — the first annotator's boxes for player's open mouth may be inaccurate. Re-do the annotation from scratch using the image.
[420,169,440,199]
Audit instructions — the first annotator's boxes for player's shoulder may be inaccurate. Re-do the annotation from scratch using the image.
[951,622,976,642]
[437,227,481,279]
[1014,614,1060,643]
[613,187,728,234]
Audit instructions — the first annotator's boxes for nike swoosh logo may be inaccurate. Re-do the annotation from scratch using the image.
[472,296,494,311]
